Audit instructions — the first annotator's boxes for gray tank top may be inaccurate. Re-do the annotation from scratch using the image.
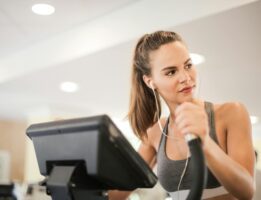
[157,102,221,192]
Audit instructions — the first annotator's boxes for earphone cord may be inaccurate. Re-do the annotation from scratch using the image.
[151,87,190,200]
[151,87,182,141]
[177,151,189,200]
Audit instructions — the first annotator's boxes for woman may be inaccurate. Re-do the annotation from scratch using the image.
[110,31,255,200]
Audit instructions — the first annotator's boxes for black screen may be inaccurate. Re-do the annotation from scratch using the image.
[26,115,157,190]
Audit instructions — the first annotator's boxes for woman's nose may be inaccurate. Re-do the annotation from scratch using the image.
[178,70,191,83]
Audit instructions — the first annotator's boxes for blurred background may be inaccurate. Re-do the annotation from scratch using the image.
[0,0,260,199]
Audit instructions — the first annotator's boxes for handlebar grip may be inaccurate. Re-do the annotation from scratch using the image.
[185,134,207,200]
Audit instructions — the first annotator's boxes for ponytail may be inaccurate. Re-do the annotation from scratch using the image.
[128,62,161,140]
[127,31,183,140]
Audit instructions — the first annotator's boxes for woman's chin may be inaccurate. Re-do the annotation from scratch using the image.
[179,95,194,103]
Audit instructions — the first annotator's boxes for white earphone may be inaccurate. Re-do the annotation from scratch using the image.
[149,81,154,90]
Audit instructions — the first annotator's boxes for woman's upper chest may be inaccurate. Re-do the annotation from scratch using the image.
[151,103,229,155]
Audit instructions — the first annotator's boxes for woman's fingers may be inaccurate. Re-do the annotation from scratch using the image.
[175,102,209,142]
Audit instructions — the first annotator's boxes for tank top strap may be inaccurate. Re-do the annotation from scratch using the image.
[157,117,170,151]
[204,101,219,144]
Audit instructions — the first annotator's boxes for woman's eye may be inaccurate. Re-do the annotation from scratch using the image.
[185,63,193,69]
[166,70,176,76]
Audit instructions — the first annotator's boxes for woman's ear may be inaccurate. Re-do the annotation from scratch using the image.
[143,75,155,90]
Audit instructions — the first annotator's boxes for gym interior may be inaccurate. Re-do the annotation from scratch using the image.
[0,1,260,199]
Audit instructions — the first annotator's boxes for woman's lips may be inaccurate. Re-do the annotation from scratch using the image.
[179,86,194,93]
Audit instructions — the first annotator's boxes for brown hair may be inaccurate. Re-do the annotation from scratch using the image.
[127,31,184,140]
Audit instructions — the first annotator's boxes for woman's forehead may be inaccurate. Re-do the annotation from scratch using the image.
[149,41,189,70]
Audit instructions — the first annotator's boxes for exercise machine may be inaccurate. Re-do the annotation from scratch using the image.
[27,115,206,200]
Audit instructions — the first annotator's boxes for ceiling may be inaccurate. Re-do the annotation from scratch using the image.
[0,0,260,135]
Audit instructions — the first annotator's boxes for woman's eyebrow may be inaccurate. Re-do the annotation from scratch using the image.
[161,58,191,72]
[184,58,192,65]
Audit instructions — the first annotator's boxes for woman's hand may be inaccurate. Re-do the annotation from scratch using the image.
[175,102,209,145]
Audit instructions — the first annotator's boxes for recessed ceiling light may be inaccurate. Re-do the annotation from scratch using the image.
[250,116,259,125]
[190,53,205,65]
[60,82,79,93]
[32,4,55,16]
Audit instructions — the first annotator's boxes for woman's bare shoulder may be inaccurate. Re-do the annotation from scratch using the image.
[145,117,168,150]
[213,101,248,113]
[213,101,249,124]
[137,118,168,167]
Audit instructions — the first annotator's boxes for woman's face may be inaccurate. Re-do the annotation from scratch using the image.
[147,41,197,105]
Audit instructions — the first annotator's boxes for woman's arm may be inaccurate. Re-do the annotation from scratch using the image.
[175,101,255,199]
[108,136,157,200]
[203,102,255,200]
